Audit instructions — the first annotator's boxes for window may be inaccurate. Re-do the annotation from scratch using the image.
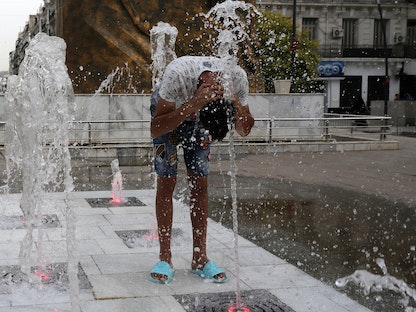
[302,18,318,41]
[374,19,389,48]
[407,20,416,46]
[342,19,358,48]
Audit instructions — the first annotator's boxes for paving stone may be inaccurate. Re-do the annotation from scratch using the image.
[0,191,375,312]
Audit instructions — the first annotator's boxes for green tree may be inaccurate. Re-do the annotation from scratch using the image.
[257,10,321,93]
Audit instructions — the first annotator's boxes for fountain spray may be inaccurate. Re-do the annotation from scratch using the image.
[150,21,178,90]
[203,1,260,310]
[109,159,125,205]
[5,32,80,312]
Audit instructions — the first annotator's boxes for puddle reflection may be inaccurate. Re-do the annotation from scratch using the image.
[209,177,416,311]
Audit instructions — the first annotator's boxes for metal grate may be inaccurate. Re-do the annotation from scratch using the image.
[85,197,145,208]
[174,289,295,312]
[0,214,60,230]
[0,263,91,294]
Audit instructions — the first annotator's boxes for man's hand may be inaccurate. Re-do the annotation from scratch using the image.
[230,92,255,137]
[150,82,225,138]
[192,82,225,110]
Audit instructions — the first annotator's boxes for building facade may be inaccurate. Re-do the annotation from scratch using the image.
[10,0,259,94]
[9,0,58,74]
[9,0,416,110]
[258,0,416,111]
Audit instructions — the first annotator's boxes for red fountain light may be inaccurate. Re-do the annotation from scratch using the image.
[109,197,122,205]
[35,268,51,282]
[228,306,251,312]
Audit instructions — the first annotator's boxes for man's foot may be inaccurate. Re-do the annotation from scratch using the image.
[149,261,174,284]
[191,260,228,283]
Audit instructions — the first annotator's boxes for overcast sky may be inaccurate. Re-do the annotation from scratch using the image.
[0,0,43,72]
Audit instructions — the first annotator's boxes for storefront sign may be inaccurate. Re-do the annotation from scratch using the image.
[317,61,345,77]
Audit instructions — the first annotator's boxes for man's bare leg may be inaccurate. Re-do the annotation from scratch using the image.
[188,174,209,268]
[188,173,226,281]
[151,175,176,282]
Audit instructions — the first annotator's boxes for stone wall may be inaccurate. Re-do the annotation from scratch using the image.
[0,93,325,145]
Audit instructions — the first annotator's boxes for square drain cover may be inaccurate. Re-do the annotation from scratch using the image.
[116,228,189,248]
[85,197,145,208]
[0,262,91,294]
[0,214,60,230]
[174,289,295,312]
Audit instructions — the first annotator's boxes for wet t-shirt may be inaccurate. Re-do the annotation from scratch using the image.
[158,56,249,109]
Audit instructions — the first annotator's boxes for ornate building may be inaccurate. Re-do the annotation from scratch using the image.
[258,0,416,110]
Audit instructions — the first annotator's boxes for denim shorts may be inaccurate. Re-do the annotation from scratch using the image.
[151,91,212,177]
[153,121,212,177]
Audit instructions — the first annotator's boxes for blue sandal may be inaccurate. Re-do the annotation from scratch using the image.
[191,261,229,283]
[149,261,175,284]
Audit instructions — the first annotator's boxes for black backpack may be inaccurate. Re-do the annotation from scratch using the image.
[199,99,235,141]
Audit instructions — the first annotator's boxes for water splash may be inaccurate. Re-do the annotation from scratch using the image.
[203,0,260,102]
[109,159,125,205]
[94,63,138,95]
[336,258,416,311]
[203,0,260,61]
[5,32,80,312]
[150,21,178,89]
[228,127,245,312]
[202,1,259,310]
[145,220,160,241]
[75,64,141,145]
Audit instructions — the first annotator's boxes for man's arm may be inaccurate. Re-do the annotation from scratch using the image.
[150,82,224,138]
[150,98,193,138]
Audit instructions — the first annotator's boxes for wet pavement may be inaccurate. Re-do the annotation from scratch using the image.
[206,135,416,311]
[0,189,372,312]
[0,134,414,311]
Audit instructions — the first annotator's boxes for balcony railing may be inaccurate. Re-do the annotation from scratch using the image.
[318,44,416,58]
[259,0,408,5]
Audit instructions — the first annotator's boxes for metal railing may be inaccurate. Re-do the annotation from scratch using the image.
[69,119,151,145]
[391,116,416,137]
[251,114,391,143]
[259,0,408,5]
[317,45,416,59]
[0,115,392,149]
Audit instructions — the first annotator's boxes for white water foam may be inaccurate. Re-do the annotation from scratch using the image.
[336,258,416,311]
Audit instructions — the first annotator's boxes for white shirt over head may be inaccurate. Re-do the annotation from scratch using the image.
[158,56,249,109]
